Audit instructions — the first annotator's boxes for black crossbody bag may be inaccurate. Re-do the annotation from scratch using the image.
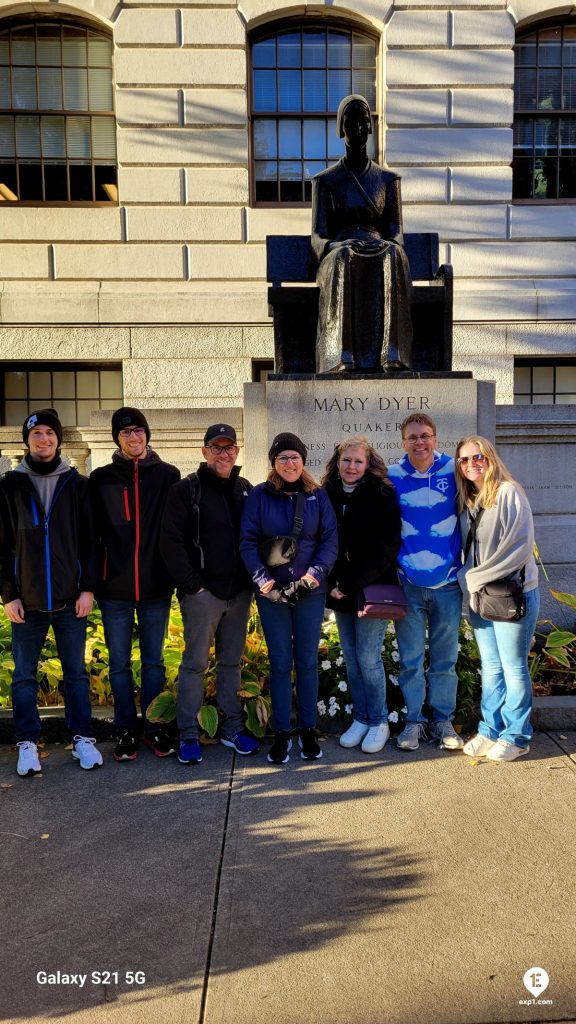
[258,491,306,568]
[464,508,526,622]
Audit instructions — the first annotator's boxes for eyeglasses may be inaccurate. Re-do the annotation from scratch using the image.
[119,427,146,438]
[276,455,302,465]
[456,453,487,466]
[404,433,435,443]
[207,444,237,455]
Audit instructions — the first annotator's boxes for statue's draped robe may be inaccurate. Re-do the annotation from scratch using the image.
[311,159,413,373]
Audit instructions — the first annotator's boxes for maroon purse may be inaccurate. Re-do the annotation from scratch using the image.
[357,584,408,620]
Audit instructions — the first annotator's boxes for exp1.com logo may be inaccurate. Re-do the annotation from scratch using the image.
[519,968,553,1007]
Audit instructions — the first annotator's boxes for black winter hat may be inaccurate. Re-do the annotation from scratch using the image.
[111,407,151,446]
[269,432,307,465]
[23,408,63,447]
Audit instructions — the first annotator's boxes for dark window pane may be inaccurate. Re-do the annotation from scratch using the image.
[0,35,9,67]
[515,67,537,109]
[538,68,561,109]
[559,156,576,196]
[278,69,301,112]
[564,26,576,66]
[253,69,276,111]
[328,69,350,111]
[19,162,43,199]
[256,178,278,201]
[539,27,561,66]
[304,159,325,178]
[353,34,376,70]
[303,30,325,69]
[512,157,534,198]
[0,162,18,196]
[304,178,312,202]
[279,177,303,201]
[534,157,557,197]
[37,24,61,67]
[44,162,68,199]
[563,68,576,109]
[303,69,325,111]
[278,120,301,158]
[515,34,536,67]
[327,118,342,160]
[94,164,116,200]
[535,118,558,154]
[253,38,276,68]
[254,119,277,159]
[328,30,350,69]
[278,32,300,69]
[303,119,325,158]
[513,118,533,150]
[69,162,93,200]
[560,117,576,150]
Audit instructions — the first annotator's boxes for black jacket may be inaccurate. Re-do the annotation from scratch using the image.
[160,463,252,600]
[324,471,402,613]
[0,467,98,612]
[90,450,181,602]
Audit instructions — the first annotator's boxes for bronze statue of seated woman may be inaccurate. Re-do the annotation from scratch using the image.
[311,94,413,374]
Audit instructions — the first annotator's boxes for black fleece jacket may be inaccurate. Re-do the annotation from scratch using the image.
[0,466,97,612]
[160,463,252,600]
[324,470,402,613]
[90,450,180,602]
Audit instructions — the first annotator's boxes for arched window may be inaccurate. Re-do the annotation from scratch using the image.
[0,18,117,203]
[513,20,576,199]
[250,22,377,204]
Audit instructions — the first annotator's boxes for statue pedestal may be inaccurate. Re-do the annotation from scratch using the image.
[243,374,495,483]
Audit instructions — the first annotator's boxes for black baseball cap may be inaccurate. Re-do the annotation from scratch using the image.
[203,424,237,446]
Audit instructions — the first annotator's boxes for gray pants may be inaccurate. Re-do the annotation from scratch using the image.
[177,589,252,740]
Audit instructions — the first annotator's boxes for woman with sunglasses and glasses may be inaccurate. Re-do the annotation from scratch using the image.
[240,432,338,765]
[455,436,539,762]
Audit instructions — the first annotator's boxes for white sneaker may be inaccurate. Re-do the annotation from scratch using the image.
[485,740,530,762]
[463,734,496,757]
[339,720,369,748]
[72,736,103,770]
[17,740,42,777]
[361,723,390,754]
[429,720,465,750]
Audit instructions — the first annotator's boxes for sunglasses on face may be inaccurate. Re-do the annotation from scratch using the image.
[456,453,487,466]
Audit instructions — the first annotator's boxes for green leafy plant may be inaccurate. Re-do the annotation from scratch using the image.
[531,589,576,694]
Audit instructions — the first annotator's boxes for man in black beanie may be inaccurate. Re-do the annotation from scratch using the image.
[90,407,180,762]
[0,409,102,776]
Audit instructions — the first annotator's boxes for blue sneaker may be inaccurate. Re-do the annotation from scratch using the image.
[178,739,202,764]
[220,731,260,755]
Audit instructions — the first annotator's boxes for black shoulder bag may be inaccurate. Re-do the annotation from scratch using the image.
[464,508,526,622]
[258,492,306,568]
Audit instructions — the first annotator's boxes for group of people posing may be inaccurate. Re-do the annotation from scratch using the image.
[0,405,538,778]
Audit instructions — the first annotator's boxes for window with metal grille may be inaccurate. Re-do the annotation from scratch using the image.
[513,21,576,199]
[250,23,378,205]
[0,19,117,203]
[514,359,576,403]
[2,364,123,425]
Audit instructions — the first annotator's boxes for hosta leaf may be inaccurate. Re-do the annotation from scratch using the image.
[198,704,219,737]
[146,690,177,723]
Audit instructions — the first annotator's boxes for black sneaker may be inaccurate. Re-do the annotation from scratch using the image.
[114,730,138,762]
[267,730,292,765]
[143,729,177,757]
[298,727,323,761]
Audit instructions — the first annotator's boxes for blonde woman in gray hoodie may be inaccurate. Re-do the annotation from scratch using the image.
[455,436,539,762]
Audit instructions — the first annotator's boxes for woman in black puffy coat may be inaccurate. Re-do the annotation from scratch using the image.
[322,436,401,754]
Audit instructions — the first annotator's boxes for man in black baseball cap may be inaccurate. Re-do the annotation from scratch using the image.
[161,423,258,765]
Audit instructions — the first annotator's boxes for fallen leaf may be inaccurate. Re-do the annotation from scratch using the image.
[39,751,50,760]
[1,783,13,791]
[40,833,50,840]
[559,734,568,740]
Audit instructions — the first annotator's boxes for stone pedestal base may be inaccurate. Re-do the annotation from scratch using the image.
[243,375,496,483]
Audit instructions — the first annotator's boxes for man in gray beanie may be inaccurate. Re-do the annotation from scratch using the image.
[0,409,102,776]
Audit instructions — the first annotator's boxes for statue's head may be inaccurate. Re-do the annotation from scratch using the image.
[336,94,372,140]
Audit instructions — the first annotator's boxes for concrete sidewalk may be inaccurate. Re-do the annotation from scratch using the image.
[1,730,575,1024]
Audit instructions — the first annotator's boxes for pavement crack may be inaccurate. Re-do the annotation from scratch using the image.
[198,752,236,1024]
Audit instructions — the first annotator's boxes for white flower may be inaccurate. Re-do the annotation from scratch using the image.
[386,622,395,635]
[392,638,398,649]
[401,706,407,714]
[345,704,353,715]
[391,651,400,662]
[327,611,336,622]
[336,655,344,667]
[458,644,462,652]
[321,660,331,671]
[329,694,338,704]
[338,680,348,692]
[317,700,327,715]
[328,702,340,716]
[388,710,399,723]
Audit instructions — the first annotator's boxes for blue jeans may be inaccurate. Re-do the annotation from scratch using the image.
[469,586,539,748]
[11,604,92,742]
[256,590,326,732]
[100,597,171,732]
[335,611,387,726]
[394,580,462,724]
